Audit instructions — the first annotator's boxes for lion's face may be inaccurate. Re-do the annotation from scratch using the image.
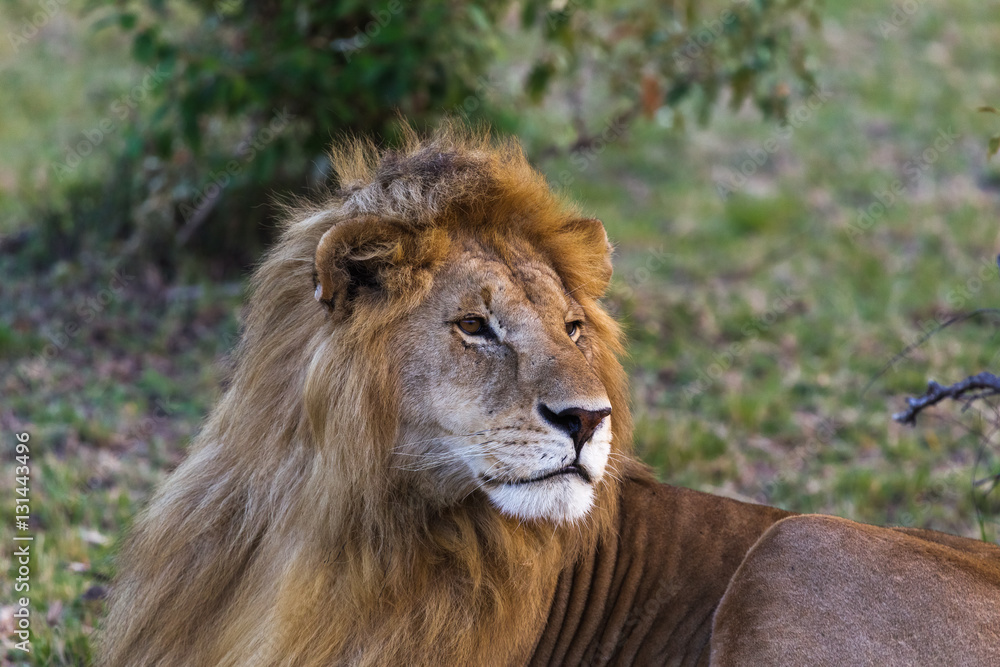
[395,236,613,524]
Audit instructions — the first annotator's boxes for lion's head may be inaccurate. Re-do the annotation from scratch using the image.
[314,214,621,523]
[101,124,635,665]
[296,124,633,530]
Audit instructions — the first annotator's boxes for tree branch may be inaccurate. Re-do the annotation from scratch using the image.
[893,372,1000,426]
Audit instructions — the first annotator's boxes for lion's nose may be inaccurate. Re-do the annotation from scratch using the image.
[538,404,612,457]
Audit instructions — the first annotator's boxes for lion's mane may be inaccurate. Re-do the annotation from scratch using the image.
[101,124,634,666]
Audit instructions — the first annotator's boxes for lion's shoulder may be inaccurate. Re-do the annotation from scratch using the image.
[530,472,789,664]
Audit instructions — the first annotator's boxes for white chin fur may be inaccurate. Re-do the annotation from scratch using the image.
[486,475,596,523]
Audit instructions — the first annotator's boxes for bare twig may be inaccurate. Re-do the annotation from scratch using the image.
[893,372,1000,426]
[177,117,263,247]
[863,309,1000,399]
[176,192,222,247]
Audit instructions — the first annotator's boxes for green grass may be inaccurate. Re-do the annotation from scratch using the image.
[3,0,1000,663]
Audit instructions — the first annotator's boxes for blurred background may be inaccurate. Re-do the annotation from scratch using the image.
[2,0,1000,662]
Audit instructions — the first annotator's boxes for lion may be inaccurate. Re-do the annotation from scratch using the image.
[101,124,1000,666]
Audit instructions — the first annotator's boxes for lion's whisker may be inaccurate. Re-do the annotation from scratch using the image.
[564,278,597,297]
[396,429,503,450]
[392,440,502,472]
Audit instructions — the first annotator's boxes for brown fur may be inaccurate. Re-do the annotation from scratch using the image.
[101,124,1000,667]
[711,515,1000,665]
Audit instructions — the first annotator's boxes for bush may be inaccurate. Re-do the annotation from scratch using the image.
[61,0,822,277]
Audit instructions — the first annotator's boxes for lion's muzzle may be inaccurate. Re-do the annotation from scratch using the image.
[538,404,612,457]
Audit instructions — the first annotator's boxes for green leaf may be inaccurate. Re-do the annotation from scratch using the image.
[90,13,123,32]
[988,135,1000,159]
[118,12,137,30]
[543,11,572,39]
[133,28,158,63]
[520,0,539,28]
[150,101,171,125]
[729,67,755,111]
[666,80,692,106]
[467,5,491,32]
[525,61,555,103]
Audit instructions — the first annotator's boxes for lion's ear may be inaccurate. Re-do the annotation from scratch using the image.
[557,217,614,298]
[313,217,408,317]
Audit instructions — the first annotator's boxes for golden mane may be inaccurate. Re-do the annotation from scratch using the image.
[101,123,634,665]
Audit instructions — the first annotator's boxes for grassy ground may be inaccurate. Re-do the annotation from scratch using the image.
[3,0,1000,664]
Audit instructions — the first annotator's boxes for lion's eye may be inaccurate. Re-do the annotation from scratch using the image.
[566,321,582,340]
[458,317,487,335]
